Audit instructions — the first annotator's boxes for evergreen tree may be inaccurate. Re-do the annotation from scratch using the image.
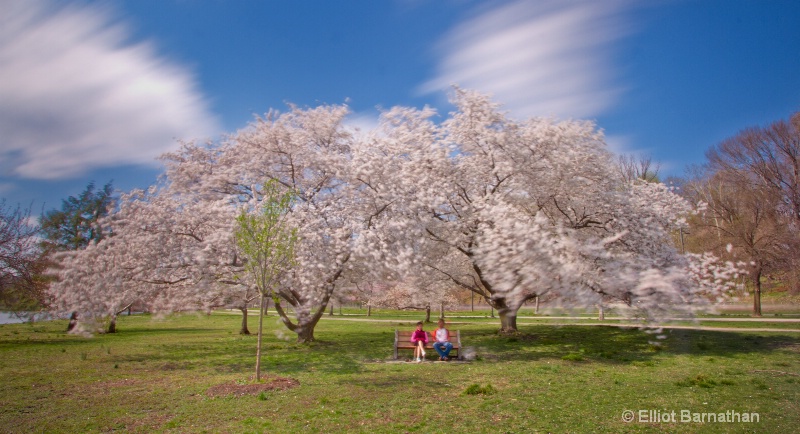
[41,181,115,250]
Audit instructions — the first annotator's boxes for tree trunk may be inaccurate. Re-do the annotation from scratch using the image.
[534,296,539,314]
[753,268,763,317]
[271,298,321,344]
[296,325,316,344]
[425,305,431,323]
[439,302,444,319]
[495,296,528,333]
[239,306,250,335]
[367,303,372,316]
[67,312,78,332]
[598,305,605,321]
[498,307,517,333]
[107,315,117,334]
[255,294,266,381]
[329,303,334,316]
[270,262,348,344]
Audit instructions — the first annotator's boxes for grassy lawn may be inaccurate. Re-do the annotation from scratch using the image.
[1,312,798,433]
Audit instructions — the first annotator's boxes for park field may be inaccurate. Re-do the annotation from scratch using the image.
[1,310,798,433]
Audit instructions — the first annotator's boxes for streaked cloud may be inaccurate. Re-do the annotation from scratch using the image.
[604,134,635,156]
[345,111,381,137]
[0,0,220,180]
[420,0,632,120]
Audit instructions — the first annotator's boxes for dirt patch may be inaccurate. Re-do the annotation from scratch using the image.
[205,377,299,397]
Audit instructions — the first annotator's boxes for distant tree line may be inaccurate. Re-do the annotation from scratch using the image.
[680,112,800,315]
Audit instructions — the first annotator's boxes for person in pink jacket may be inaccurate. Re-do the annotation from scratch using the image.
[410,321,428,362]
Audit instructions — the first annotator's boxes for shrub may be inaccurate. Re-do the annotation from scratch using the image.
[562,353,584,362]
[676,374,718,388]
[464,384,496,395]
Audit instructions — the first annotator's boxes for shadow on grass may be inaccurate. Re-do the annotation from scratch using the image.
[457,324,800,364]
[6,315,796,375]
[99,325,798,377]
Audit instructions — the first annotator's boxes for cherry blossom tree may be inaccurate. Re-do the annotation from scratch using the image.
[47,186,251,333]
[48,237,139,333]
[380,88,742,331]
[159,104,408,343]
[50,103,405,341]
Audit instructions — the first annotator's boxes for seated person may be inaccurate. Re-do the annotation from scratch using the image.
[432,319,453,361]
[410,321,428,362]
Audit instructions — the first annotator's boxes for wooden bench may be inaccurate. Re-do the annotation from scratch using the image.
[394,329,462,360]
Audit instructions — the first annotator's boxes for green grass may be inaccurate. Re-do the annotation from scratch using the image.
[0,312,798,433]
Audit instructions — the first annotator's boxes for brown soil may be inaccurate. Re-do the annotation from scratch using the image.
[205,377,299,397]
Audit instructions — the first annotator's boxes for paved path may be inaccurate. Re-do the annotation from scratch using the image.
[445,316,800,323]
[314,315,800,333]
[217,310,800,333]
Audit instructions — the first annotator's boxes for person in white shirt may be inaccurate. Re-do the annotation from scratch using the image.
[432,319,453,361]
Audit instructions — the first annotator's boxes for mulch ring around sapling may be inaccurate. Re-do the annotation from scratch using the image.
[205,376,299,398]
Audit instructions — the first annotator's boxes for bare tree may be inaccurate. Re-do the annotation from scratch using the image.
[684,170,785,316]
[0,201,44,311]
[705,111,800,296]
[616,154,661,183]
[707,112,800,224]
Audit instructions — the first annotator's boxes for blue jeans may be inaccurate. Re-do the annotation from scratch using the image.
[433,341,453,358]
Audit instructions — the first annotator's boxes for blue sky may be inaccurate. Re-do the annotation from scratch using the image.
[2,0,799,212]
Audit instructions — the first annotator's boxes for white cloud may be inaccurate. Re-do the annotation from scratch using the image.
[344,110,381,137]
[420,0,631,120]
[604,134,636,156]
[0,0,220,180]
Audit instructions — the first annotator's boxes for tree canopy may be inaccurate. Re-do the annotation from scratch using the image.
[47,89,743,337]
[41,181,115,251]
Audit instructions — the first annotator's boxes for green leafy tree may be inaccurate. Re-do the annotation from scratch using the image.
[235,181,297,381]
[41,181,115,251]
